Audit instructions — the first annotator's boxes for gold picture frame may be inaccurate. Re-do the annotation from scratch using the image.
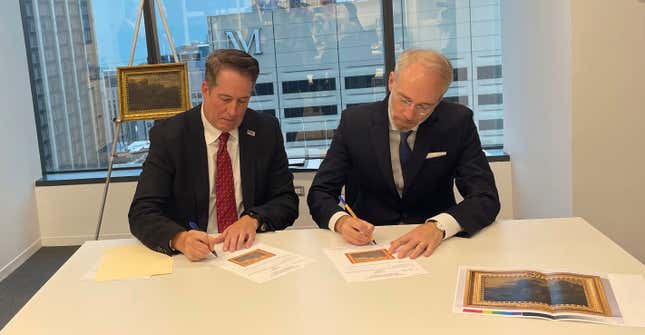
[463,270,612,316]
[116,62,191,121]
[228,249,276,267]
[345,249,394,264]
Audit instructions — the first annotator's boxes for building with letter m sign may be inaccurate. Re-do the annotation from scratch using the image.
[224,29,262,55]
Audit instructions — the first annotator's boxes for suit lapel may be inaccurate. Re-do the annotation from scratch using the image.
[369,99,398,195]
[403,111,439,194]
[238,111,256,210]
[186,106,210,230]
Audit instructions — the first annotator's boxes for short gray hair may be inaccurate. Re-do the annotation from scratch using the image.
[394,49,453,91]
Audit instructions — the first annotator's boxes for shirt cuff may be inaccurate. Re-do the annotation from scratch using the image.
[426,213,461,240]
[328,211,350,231]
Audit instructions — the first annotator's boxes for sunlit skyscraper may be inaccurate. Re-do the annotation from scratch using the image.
[21,0,107,171]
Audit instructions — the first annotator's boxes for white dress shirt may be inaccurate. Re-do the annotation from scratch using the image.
[201,105,244,234]
[328,96,462,239]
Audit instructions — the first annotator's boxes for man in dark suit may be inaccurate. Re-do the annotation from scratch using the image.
[308,49,499,259]
[129,49,298,261]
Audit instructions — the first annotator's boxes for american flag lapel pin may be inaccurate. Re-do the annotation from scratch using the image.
[246,129,256,137]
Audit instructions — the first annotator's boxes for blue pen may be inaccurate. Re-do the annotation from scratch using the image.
[188,221,217,257]
[338,195,377,245]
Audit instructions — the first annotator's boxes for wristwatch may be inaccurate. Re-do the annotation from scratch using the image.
[427,219,446,239]
[246,210,267,232]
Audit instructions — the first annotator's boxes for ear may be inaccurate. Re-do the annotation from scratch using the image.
[201,81,209,98]
[388,71,395,92]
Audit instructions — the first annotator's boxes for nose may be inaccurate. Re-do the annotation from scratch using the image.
[225,102,238,116]
[402,105,416,120]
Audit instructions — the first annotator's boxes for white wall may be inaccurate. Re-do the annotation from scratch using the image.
[36,162,513,245]
[502,0,573,219]
[0,1,43,281]
[570,0,645,263]
[502,0,645,263]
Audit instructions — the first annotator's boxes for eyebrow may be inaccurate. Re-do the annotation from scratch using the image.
[398,91,412,101]
[218,94,250,100]
[398,91,436,106]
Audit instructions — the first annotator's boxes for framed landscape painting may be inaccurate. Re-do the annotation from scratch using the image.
[117,62,190,121]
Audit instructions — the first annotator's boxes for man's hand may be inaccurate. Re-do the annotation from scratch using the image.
[388,222,445,259]
[335,215,375,245]
[214,215,258,252]
[172,230,217,261]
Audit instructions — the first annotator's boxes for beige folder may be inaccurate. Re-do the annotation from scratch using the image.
[95,244,173,282]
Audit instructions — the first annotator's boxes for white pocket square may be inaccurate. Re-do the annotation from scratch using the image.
[426,151,447,159]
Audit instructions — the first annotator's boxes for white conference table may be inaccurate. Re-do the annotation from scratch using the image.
[2,217,644,334]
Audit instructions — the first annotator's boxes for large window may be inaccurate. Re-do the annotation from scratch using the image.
[21,0,154,172]
[157,0,386,159]
[393,0,503,148]
[21,0,503,174]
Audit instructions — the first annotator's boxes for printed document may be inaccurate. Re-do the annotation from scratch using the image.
[324,244,427,282]
[211,243,313,283]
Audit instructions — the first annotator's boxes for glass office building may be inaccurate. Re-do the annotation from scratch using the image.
[21,0,107,171]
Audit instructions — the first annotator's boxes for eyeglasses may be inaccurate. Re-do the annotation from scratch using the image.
[394,90,435,115]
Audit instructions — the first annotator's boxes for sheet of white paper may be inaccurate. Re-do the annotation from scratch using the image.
[608,273,645,328]
[210,243,313,283]
[324,244,427,282]
[172,251,220,269]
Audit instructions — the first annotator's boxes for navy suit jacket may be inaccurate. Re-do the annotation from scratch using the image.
[307,97,499,236]
[129,105,298,254]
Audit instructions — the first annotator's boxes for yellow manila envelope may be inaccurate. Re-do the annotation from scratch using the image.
[95,244,173,282]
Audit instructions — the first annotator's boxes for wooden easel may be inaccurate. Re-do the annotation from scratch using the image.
[95,0,179,240]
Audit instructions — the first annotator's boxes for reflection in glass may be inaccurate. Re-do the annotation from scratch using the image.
[21,0,157,171]
[393,0,504,148]
[22,1,399,170]
[158,0,385,159]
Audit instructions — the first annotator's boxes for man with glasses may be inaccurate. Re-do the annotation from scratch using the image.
[308,49,500,259]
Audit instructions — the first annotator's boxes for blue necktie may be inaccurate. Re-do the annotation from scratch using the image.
[399,131,413,185]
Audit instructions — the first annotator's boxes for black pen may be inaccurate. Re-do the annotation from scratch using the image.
[188,221,218,257]
[338,195,377,245]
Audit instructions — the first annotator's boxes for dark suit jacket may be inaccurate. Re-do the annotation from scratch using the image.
[307,97,500,236]
[129,105,298,254]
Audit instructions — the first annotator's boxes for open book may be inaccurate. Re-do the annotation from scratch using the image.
[453,267,635,325]
[463,269,610,315]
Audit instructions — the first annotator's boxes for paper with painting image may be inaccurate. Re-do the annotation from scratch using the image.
[212,243,314,283]
[453,266,645,327]
[324,243,427,282]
